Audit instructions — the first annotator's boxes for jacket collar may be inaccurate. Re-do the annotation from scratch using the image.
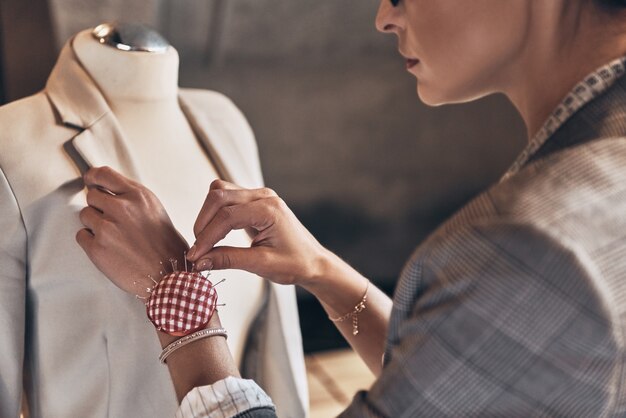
[530,71,626,164]
[46,37,143,181]
[44,36,255,186]
[46,38,110,130]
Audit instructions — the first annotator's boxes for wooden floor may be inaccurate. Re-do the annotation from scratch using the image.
[305,349,376,418]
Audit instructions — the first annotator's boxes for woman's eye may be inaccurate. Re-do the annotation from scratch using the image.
[390,0,400,6]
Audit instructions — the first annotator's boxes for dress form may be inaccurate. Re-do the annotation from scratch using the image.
[72,28,264,363]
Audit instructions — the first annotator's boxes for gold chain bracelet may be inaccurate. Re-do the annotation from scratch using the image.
[329,281,370,335]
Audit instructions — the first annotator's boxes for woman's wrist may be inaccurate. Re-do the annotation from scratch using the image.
[156,313,224,349]
[300,249,370,317]
[298,248,343,293]
[156,313,240,400]
[134,267,239,400]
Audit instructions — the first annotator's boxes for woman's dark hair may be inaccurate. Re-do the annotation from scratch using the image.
[598,0,626,8]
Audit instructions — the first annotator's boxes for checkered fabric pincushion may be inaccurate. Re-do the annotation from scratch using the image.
[147,271,218,336]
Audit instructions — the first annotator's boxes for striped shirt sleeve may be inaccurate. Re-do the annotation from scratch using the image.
[175,377,277,418]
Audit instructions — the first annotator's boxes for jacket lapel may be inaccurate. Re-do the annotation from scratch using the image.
[178,94,261,188]
[45,37,142,182]
[47,37,260,188]
[71,114,143,182]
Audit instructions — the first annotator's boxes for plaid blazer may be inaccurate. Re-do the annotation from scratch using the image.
[340,76,626,417]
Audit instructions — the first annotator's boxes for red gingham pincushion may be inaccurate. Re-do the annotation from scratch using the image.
[146,271,218,336]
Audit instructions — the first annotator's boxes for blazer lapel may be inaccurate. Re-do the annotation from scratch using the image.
[47,37,258,187]
[71,114,143,182]
[46,37,142,182]
[178,94,260,188]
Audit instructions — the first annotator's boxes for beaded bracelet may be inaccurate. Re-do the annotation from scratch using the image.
[328,280,370,336]
[159,327,228,364]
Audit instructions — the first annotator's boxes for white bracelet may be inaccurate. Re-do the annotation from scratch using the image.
[159,327,228,364]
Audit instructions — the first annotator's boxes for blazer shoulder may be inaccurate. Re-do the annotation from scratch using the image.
[179,88,248,121]
[179,88,263,185]
[488,136,626,222]
[0,92,55,135]
[418,216,622,349]
[427,136,626,309]
[0,92,77,174]
[451,137,626,262]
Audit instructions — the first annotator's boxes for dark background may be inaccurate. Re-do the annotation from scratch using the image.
[0,0,528,352]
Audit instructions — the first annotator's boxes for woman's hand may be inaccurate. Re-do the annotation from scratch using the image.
[188,180,393,375]
[186,179,330,288]
[76,166,189,297]
[76,167,242,398]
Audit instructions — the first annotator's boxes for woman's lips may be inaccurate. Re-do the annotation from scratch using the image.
[406,59,419,70]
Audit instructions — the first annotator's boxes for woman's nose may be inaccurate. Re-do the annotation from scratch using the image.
[375,0,401,34]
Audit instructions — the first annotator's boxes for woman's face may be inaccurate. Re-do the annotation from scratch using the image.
[376,0,532,106]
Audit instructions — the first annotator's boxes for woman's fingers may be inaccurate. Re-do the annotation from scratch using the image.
[187,182,324,286]
[189,198,281,262]
[210,179,241,191]
[75,228,95,253]
[83,166,137,195]
[85,186,117,213]
[193,182,277,237]
[195,246,269,272]
[79,206,106,232]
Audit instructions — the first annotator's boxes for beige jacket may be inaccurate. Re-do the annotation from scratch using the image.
[0,41,308,418]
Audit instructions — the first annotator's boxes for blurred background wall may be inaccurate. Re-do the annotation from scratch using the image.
[6,0,528,351]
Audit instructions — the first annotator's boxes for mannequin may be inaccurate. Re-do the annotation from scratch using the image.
[72,26,265,365]
[0,24,307,418]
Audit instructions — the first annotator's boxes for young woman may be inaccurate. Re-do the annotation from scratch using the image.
[77,0,626,416]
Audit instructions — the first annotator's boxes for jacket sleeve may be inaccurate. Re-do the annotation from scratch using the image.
[0,165,28,418]
[339,221,618,417]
